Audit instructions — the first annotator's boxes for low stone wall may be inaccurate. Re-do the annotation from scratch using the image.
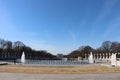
[117,61,120,66]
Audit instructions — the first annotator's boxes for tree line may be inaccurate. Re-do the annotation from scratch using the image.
[1,38,120,60]
[0,38,55,60]
[67,41,120,58]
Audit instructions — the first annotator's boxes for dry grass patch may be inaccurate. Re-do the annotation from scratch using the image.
[0,64,120,74]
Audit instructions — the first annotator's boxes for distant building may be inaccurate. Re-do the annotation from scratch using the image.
[56,54,64,58]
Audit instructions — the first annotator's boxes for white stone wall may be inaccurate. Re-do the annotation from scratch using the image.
[84,52,120,67]
[85,53,111,61]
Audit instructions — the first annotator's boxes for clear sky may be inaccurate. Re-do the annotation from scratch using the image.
[0,0,120,54]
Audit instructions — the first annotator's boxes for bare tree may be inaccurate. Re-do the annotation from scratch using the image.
[111,41,120,53]
[100,41,112,53]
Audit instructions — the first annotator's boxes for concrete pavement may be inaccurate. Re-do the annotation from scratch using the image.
[0,72,120,80]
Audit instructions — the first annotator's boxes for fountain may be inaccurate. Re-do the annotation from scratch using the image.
[21,51,25,63]
[88,52,94,64]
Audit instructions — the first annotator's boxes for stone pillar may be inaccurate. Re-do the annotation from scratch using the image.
[94,53,96,59]
[106,53,108,60]
[93,53,95,59]
[85,53,86,59]
[97,53,99,60]
[109,53,112,60]
[111,53,117,67]
[102,53,104,60]
[99,53,101,60]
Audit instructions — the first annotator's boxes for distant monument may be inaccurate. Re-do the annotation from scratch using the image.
[21,52,25,63]
[62,57,68,61]
[88,52,94,64]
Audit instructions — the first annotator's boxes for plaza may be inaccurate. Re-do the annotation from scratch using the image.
[0,72,120,80]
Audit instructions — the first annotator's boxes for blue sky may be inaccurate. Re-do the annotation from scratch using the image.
[0,0,120,54]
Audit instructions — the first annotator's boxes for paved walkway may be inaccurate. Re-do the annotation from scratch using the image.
[0,72,120,80]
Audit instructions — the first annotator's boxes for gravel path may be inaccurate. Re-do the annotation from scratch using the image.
[0,72,120,80]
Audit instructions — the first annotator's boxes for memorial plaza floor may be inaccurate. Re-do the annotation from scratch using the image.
[0,72,120,80]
